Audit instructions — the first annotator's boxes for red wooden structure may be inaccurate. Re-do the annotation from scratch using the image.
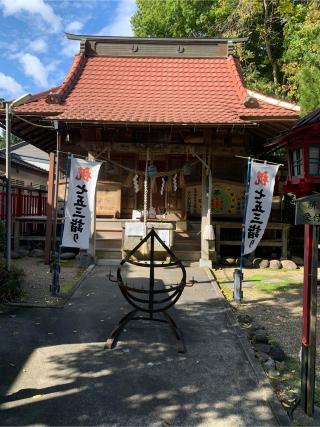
[275,107,320,416]
[280,109,320,196]
[0,182,47,220]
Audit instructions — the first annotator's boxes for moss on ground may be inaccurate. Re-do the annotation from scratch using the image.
[250,274,302,293]
[214,268,303,296]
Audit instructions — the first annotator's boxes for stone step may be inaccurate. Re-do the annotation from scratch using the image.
[95,220,123,231]
[96,249,122,259]
[95,239,122,250]
[95,230,122,240]
[174,237,200,245]
[175,231,200,239]
[174,250,201,261]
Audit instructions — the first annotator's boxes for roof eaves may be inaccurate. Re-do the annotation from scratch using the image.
[247,90,300,112]
[292,107,320,129]
[55,118,256,127]
[66,33,249,44]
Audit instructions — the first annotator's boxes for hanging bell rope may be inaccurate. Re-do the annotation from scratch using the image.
[143,148,150,235]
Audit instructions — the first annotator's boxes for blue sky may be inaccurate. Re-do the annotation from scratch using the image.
[0,0,137,100]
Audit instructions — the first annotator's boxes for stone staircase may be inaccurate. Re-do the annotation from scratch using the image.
[95,219,123,260]
[95,219,201,262]
[172,221,201,261]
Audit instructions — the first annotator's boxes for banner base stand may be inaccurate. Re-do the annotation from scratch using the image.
[233,268,243,303]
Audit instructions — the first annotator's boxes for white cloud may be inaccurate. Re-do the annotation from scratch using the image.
[28,38,48,53]
[0,72,24,99]
[98,0,136,36]
[0,0,62,33]
[18,53,48,87]
[61,38,80,58]
[65,20,84,34]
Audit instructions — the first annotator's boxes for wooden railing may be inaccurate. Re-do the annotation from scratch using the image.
[0,181,47,220]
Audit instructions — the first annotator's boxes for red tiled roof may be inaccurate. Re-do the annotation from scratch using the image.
[16,54,299,125]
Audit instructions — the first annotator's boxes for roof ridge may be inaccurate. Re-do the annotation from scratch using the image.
[247,89,300,112]
[227,55,248,102]
[46,53,87,104]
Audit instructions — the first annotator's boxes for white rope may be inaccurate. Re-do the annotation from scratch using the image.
[58,149,200,177]
[143,148,149,236]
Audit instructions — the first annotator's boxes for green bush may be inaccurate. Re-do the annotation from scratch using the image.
[0,258,24,302]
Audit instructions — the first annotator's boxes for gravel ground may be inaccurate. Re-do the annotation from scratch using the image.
[214,267,310,360]
[11,257,85,306]
[214,267,320,420]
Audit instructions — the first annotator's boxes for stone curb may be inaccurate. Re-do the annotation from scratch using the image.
[4,264,96,309]
[205,267,291,427]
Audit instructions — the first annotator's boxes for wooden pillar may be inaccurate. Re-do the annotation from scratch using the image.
[44,152,55,264]
[199,157,212,267]
[17,188,23,217]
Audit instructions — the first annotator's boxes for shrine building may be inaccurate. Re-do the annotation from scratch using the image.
[0,34,300,265]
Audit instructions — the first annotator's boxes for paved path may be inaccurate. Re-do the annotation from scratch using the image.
[0,265,284,426]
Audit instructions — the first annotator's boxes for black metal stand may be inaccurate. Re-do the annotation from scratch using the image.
[106,228,187,353]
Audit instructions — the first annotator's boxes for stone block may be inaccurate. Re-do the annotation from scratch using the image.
[259,259,270,269]
[281,259,298,270]
[269,259,282,269]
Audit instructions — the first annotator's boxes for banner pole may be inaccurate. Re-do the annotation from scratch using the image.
[234,157,251,303]
[51,153,71,295]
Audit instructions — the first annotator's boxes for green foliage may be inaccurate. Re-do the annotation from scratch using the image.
[131,0,320,114]
[0,258,24,303]
[0,132,23,149]
[131,0,235,38]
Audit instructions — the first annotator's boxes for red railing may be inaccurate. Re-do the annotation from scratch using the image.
[0,185,47,220]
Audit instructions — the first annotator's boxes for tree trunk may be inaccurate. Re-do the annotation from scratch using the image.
[263,0,280,86]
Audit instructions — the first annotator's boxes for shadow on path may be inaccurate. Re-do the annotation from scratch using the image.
[0,266,279,426]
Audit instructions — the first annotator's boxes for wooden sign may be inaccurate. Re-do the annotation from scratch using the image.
[295,193,320,225]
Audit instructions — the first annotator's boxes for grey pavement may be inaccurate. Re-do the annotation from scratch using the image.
[0,264,285,426]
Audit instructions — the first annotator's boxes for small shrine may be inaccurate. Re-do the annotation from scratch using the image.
[0,34,300,265]
[278,108,320,197]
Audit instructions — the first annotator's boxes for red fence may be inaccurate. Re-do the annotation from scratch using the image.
[0,184,47,220]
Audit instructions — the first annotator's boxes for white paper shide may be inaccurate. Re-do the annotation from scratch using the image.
[62,158,101,249]
[244,161,279,255]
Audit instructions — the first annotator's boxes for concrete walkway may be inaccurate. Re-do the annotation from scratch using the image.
[0,264,285,426]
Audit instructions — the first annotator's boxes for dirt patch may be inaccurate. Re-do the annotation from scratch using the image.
[10,257,85,306]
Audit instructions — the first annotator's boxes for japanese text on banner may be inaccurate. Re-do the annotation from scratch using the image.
[243,161,279,255]
[62,158,101,249]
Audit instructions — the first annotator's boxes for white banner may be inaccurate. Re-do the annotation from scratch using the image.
[244,161,279,255]
[62,157,101,249]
